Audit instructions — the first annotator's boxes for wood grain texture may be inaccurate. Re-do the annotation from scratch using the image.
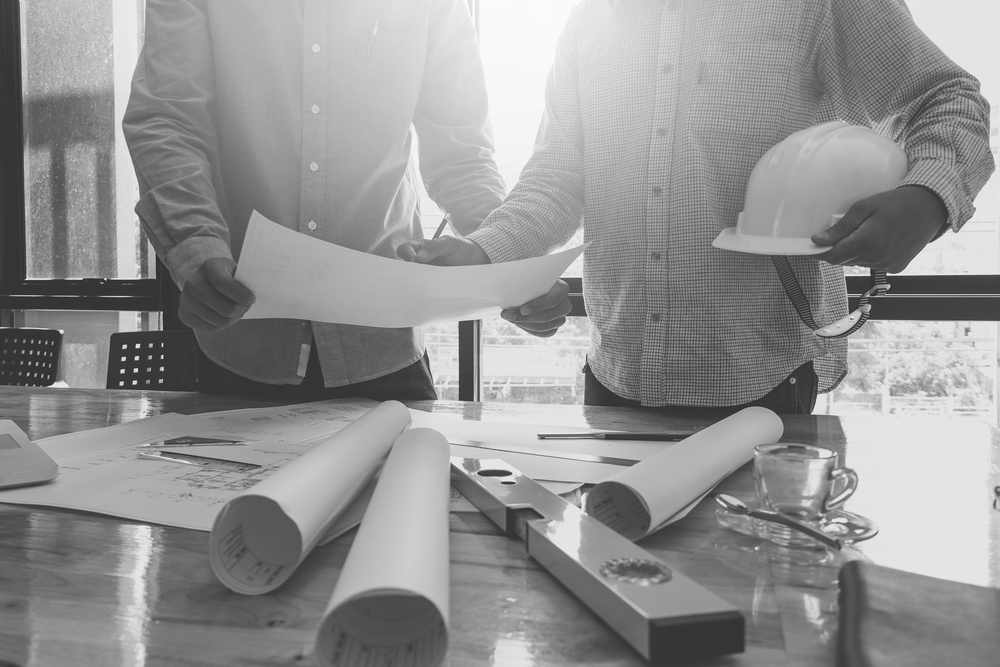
[0,387,997,667]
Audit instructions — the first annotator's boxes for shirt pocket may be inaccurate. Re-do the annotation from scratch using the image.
[350,31,421,125]
[691,39,795,145]
[715,0,798,44]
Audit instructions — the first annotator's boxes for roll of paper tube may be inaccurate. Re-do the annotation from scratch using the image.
[209,400,411,595]
[585,406,784,540]
[316,428,451,667]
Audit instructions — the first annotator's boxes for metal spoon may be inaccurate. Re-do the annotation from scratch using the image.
[714,493,842,550]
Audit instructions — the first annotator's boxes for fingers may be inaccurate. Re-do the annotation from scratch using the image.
[396,242,419,262]
[177,303,227,331]
[811,188,945,274]
[812,203,873,267]
[517,279,571,317]
[178,293,247,331]
[179,258,255,332]
[500,280,572,338]
[396,239,450,264]
[205,259,256,306]
[395,237,490,266]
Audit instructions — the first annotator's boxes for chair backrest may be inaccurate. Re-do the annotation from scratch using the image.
[0,327,64,387]
[106,330,199,391]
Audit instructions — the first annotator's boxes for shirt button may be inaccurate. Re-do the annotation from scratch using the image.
[651,251,662,260]
[307,220,317,231]
[662,64,674,74]
[656,127,667,137]
[651,186,663,196]
[311,104,320,114]
[310,161,319,172]
[650,313,661,323]
[668,1,678,11]
[311,43,321,53]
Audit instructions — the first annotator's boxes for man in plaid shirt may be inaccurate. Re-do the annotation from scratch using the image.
[399,0,994,413]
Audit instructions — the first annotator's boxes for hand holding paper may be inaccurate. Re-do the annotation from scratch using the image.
[179,257,255,332]
[234,211,585,327]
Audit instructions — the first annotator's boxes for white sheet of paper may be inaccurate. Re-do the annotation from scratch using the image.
[0,400,384,537]
[209,401,412,595]
[234,211,586,327]
[584,407,785,540]
[0,399,607,539]
[316,428,451,667]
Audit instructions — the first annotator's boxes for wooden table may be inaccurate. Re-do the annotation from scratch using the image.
[1,386,998,666]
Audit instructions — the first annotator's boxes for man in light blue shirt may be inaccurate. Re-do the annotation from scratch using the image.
[124,0,505,400]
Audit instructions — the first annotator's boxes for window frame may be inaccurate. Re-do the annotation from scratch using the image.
[2,0,998,399]
[0,1,159,314]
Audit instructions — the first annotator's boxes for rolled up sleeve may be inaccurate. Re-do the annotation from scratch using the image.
[122,0,232,288]
[818,0,995,232]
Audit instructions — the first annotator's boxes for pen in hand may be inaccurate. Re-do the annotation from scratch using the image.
[431,215,450,240]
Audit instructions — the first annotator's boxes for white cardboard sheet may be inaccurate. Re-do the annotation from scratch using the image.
[0,400,378,533]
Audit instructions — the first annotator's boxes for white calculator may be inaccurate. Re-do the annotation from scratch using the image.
[0,419,59,488]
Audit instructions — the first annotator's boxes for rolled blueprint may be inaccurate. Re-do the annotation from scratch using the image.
[585,406,783,540]
[210,400,411,594]
[316,428,451,667]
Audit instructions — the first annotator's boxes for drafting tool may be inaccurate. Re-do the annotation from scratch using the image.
[138,450,261,473]
[537,431,696,441]
[451,457,744,664]
[450,437,638,467]
[138,435,244,448]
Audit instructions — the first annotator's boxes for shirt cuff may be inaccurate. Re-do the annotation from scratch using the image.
[898,158,975,233]
[465,225,530,264]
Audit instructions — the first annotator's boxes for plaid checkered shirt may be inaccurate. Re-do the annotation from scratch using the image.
[468,0,994,407]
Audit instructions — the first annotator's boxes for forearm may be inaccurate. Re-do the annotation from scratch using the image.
[415,0,506,236]
[122,0,231,287]
[470,153,585,263]
[820,0,994,231]
[466,9,586,262]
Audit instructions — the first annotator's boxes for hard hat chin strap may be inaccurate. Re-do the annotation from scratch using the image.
[770,255,890,339]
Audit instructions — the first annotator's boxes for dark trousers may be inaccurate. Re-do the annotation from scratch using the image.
[196,344,437,402]
[584,361,818,415]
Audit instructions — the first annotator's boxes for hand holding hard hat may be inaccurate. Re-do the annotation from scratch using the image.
[712,121,910,256]
[713,121,947,338]
[810,184,948,274]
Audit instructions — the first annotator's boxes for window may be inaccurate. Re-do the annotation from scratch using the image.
[20,0,148,282]
[1,1,156,388]
[2,0,997,424]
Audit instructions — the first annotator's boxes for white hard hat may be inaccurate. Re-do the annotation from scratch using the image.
[713,121,909,255]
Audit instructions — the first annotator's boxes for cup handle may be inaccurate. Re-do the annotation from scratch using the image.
[825,467,858,512]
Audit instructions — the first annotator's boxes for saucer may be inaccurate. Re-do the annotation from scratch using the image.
[714,506,879,545]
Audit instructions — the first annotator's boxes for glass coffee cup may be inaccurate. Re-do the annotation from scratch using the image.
[752,443,858,548]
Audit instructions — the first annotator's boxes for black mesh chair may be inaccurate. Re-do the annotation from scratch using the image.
[106,330,200,391]
[0,327,64,387]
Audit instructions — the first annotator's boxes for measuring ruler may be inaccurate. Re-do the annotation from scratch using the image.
[138,450,260,473]
[451,457,744,664]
